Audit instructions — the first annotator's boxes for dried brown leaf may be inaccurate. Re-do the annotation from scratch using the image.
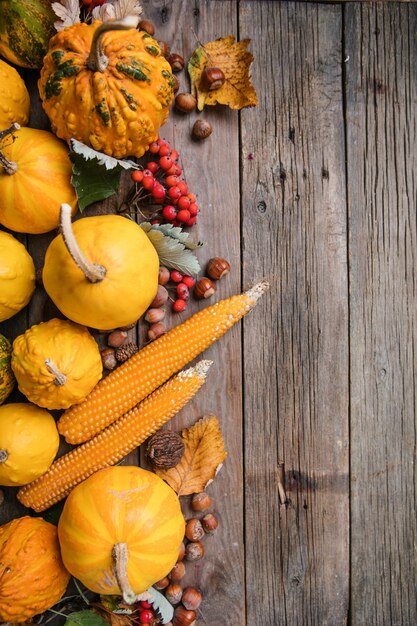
[155,416,227,496]
[188,36,258,111]
[52,0,80,31]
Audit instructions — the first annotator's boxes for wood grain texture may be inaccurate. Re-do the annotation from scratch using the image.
[240,3,349,624]
[345,3,417,624]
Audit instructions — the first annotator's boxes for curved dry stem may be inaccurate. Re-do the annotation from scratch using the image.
[0,122,20,175]
[112,542,136,605]
[87,16,140,72]
[60,204,106,283]
[45,359,67,386]
[0,450,8,463]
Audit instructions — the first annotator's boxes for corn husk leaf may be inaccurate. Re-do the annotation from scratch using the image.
[155,416,227,496]
[188,36,258,111]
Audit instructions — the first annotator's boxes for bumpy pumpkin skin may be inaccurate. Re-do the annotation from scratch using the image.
[0,516,70,622]
[58,466,185,595]
[0,0,56,69]
[39,22,175,158]
[0,402,59,486]
[42,215,159,331]
[0,59,30,128]
[0,334,15,405]
[0,231,35,322]
[0,127,77,234]
[12,318,103,410]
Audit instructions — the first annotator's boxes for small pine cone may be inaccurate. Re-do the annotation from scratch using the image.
[146,431,185,469]
[114,342,139,362]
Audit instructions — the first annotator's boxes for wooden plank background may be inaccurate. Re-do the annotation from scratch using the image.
[0,1,416,624]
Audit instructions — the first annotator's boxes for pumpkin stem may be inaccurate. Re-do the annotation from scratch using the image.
[45,359,67,386]
[60,204,107,283]
[112,542,136,605]
[0,450,8,463]
[87,16,140,73]
[0,122,20,175]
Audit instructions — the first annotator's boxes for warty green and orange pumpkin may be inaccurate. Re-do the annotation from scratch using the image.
[0,516,70,622]
[0,230,35,322]
[38,17,175,158]
[57,465,185,601]
[0,125,77,234]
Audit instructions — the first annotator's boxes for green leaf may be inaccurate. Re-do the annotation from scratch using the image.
[69,140,138,211]
[65,610,108,626]
[140,224,201,275]
[146,222,203,250]
[147,588,174,624]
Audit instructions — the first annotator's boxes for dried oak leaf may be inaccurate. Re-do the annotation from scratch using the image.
[155,416,227,496]
[188,36,258,111]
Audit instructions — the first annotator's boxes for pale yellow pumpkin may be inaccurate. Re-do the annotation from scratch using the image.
[0,60,30,128]
[0,231,35,322]
[42,205,159,330]
[12,318,103,410]
[58,466,185,599]
[0,403,59,486]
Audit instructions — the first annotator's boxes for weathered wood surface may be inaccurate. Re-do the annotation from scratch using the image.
[0,1,416,625]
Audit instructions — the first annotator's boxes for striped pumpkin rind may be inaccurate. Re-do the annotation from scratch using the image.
[57,466,185,595]
[0,0,56,68]
[0,127,77,234]
[0,334,14,405]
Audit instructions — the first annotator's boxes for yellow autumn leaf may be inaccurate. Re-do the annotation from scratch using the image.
[188,36,258,111]
[155,416,227,496]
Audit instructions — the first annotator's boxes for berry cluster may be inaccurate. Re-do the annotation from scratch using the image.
[137,599,157,625]
[130,138,199,228]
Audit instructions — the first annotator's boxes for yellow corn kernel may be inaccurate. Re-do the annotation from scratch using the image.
[59,281,268,444]
[17,360,212,512]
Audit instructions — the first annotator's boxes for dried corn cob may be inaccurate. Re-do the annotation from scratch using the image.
[59,281,269,444]
[17,360,212,512]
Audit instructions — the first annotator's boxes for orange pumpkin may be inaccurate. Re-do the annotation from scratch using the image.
[58,466,185,601]
[0,516,70,622]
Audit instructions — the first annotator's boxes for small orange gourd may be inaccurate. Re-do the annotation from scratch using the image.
[58,466,185,601]
[0,60,30,128]
[0,230,35,322]
[0,516,70,622]
[0,125,77,234]
[39,17,175,159]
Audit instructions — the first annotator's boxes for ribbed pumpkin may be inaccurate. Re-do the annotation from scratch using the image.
[0,59,30,128]
[38,17,175,158]
[0,334,14,405]
[58,466,185,600]
[0,126,77,234]
[0,0,56,69]
[42,204,159,331]
[0,231,35,322]
[0,516,70,622]
[12,318,103,410]
[0,402,59,486]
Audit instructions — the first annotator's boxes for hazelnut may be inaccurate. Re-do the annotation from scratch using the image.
[154,576,170,590]
[107,329,128,348]
[184,541,204,562]
[207,257,231,280]
[202,513,219,534]
[157,40,170,58]
[138,19,155,36]
[100,348,117,371]
[144,308,165,324]
[148,321,166,341]
[194,277,216,299]
[150,284,169,308]
[173,606,196,626]
[185,518,204,542]
[181,587,202,611]
[169,560,186,581]
[165,582,183,605]
[192,118,212,140]
[201,66,225,91]
[172,74,180,94]
[175,92,197,113]
[168,53,185,73]
[158,266,170,285]
[191,491,212,512]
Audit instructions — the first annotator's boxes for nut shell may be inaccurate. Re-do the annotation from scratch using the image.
[146,431,185,468]
[168,53,185,73]
[201,66,225,91]
[194,277,216,299]
[206,257,231,281]
[175,92,197,113]
[192,119,212,140]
